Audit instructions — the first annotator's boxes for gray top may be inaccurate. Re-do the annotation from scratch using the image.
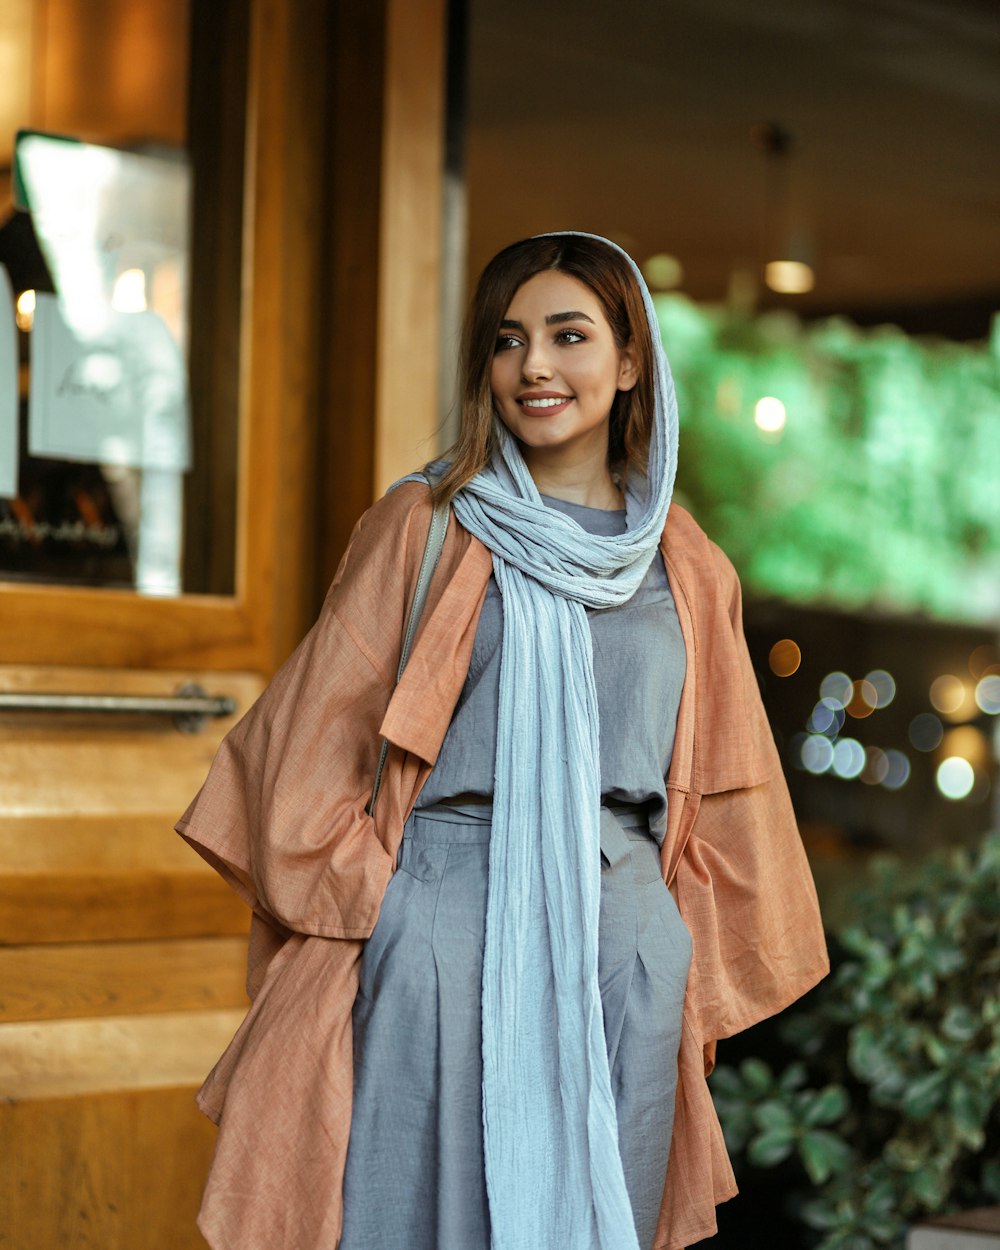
[418,494,686,840]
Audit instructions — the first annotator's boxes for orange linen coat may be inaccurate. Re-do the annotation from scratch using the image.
[177,480,829,1250]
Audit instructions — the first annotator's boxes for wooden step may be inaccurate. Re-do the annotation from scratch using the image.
[0,937,250,1023]
[4,1087,215,1250]
[0,1008,245,1099]
[0,816,250,943]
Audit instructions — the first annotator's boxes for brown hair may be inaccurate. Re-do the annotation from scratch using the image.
[432,235,656,503]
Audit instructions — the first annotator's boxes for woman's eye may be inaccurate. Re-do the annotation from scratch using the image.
[556,329,586,345]
[494,334,522,352]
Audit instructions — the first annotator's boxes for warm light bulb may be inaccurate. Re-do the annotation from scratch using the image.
[15,289,35,331]
[765,260,815,294]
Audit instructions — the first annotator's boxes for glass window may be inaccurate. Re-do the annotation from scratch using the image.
[0,0,245,596]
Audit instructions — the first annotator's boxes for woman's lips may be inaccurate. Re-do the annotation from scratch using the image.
[516,393,573,416]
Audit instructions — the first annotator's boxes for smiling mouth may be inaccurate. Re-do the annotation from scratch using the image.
[518,395,573,411]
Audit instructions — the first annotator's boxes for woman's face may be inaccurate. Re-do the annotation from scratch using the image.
[489,270,637,467]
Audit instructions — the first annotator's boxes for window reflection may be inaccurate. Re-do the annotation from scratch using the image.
[2,135,191,594]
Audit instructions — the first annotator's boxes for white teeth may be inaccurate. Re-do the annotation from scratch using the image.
[521,397,568,408]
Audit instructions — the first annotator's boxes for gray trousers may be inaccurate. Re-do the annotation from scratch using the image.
[340,802,692,1250]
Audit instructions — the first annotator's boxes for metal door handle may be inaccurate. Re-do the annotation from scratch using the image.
[0,682,237,733]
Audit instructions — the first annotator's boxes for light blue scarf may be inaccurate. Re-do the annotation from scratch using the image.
[448,233,680,1249]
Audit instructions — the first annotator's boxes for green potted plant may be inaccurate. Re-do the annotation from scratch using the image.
[710,832,1000,1250]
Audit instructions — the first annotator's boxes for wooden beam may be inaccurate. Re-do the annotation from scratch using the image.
[319,0,447,592]
[374,0,448,494]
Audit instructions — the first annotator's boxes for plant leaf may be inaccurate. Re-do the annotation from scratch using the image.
[901,1070,947,1119]
[908,1165,946,1208]
[753,1099,796,1133]
[802,1084,850,1126]
[740,1057,773,1094]
[941,1004,978,1043]
[800,1198,842,1230]
[748,1128,796,1168]
[800,1129,854,1184]
[778,1061,809,1093]
[948,1077,987,1134]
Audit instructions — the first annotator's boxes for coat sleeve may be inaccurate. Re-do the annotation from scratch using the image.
[676,541,829,1055]
[175,483,435,943]
[654,534,829,1250]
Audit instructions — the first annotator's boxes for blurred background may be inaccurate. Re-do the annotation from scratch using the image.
[1,1,997,1246]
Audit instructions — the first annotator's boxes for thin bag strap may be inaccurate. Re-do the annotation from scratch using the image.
[366,477,451,815]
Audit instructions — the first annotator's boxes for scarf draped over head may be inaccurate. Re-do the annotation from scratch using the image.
[414,232,679,1249]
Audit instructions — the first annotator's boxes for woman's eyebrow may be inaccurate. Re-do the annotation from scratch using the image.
[546,310,595,326]
[499,311,596,330]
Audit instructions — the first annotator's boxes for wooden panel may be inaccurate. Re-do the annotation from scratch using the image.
[320,0,449,588]
[0,868,248,945]
[0,666,260,941]
[39,0,190,146]
[0,666,261,813]
[236,0,328,667]
[0,1009,244,1098]
[374,0,447,494]
[184,0,248,598]
[0,938,249,1023]
[0,587,270,671]
[3,1087,214,1249]
[0,816,250,943]
[1,731,225,817]
[0,0,34,169]
[321,0,386,588]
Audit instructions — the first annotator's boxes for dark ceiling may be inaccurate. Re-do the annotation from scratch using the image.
[465,0,1000,332]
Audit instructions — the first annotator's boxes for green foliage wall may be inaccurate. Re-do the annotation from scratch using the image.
[657,298,1000,624]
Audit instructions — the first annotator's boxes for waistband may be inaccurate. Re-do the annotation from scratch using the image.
[407,798,653,845]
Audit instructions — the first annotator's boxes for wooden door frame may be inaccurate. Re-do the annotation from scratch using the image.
[0,0,448,677]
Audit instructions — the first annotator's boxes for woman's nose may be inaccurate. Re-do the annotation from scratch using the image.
[521,339,553,382]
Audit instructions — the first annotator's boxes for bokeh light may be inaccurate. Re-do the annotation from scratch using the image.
[754,396,787,435]
[642,253,684,291]
[714,376,741,418]
[860,746,889,786]
[845,679,878,719]
[111,267,147,313]
[764,260,815,294]
[15,288,36,332]
[909,712,944,752]
[881,750,911,790]
[832,737,865,779]
[936,757,975,801]
[820,671,853,709]
[807,698,845,736]
[865,669,896,708]
[968,645,1000,679]
[769,638,801,677]
[929,674,972,720]
[941,725,991,769]
[801,734,835,775]
[975,674,1000,715]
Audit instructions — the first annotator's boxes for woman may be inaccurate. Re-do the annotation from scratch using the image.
[177,233,828,1250]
